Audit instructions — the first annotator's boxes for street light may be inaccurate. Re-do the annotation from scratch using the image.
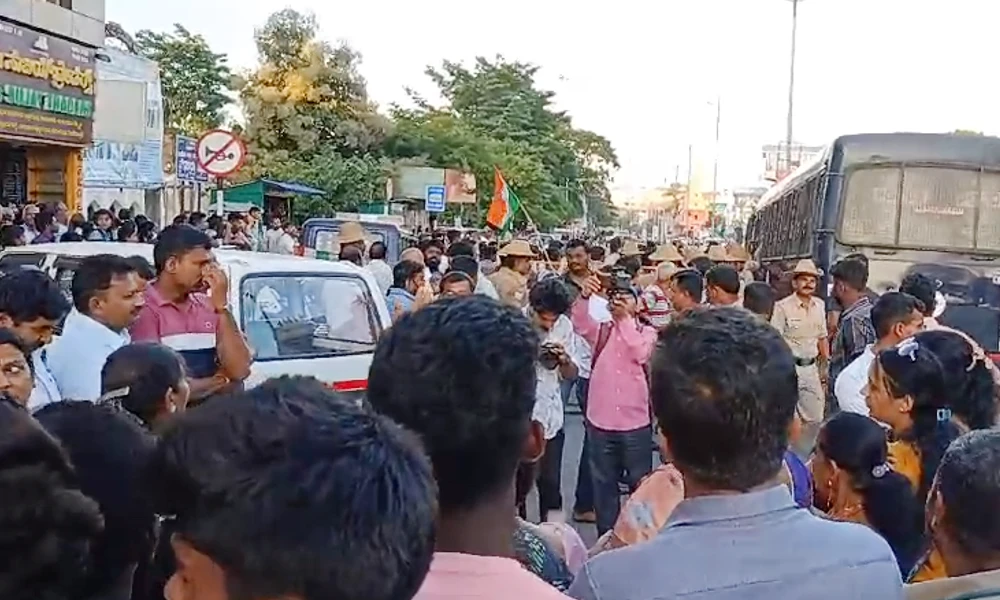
[785,0,802,175]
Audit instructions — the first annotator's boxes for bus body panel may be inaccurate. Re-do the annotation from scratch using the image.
[748,132,1000,354]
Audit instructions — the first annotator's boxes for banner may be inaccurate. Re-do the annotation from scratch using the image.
[83,48,163,189]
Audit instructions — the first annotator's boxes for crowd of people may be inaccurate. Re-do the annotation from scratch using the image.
[2,220,1000,600]
[0,201,300,255]
[0,203,158,246]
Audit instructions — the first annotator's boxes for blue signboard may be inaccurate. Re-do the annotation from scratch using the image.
[176,135,209,183]
[425,184,446,213]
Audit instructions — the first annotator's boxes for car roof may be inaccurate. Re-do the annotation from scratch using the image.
[3,242,366,276]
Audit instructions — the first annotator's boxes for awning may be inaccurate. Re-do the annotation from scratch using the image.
[260,179,325,196]
[206,201,257,214]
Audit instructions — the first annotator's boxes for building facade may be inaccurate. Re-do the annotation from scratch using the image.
[762,141,825,183]
[0,0,104,212]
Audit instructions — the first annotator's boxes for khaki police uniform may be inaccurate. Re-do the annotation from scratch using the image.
[490,266,528,309]
[772,293,827,423]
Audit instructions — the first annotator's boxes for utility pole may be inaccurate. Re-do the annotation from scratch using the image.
[785,0,801,176]
[685,143,693,232]
[712,96,721,202]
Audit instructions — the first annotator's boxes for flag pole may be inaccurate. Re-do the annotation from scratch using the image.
[517,198,537,231]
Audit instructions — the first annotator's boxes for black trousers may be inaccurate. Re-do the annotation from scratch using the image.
[535,428,566,517]
[588,423,654,535]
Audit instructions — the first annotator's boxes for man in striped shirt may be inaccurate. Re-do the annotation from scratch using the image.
[130,225,252,402]
[639,263,675,329]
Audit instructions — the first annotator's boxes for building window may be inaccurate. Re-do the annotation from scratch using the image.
[46,0,73,8]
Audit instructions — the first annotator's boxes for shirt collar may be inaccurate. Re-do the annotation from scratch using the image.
[794,294,816,309]
[388,288,415,301]
[63,309,130,347]
[842,295,872,318]
[666,485,795,527]
[145,282,180,308]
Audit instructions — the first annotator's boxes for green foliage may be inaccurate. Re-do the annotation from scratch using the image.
[135,25,231,137]
[953,129,984,136]
[145,10,620,228]
[388,57,619,229]
[235,9,390,215]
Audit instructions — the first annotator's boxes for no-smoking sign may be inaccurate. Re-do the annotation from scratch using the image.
[195,129,247,177]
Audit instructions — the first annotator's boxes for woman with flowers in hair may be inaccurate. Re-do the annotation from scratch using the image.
[811,412,924,576]
[866,333,968,582]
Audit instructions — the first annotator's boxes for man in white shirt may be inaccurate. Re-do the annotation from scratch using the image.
[527,278,583,522]
[365,241,393,296]
[264,218,284,253]
[0,270,70,411]
[275,223,298,255]
[46,255,144,402]
[835,292,924,416]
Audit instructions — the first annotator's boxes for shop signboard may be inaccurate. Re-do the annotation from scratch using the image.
[0,19,95,146]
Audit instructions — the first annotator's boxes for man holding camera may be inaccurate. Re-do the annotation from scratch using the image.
[571,271,658,535]
[527,278,583,522]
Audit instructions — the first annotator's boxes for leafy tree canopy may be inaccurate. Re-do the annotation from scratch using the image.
[135,25,231,137]
[139,12,620,228]
[389,57,619,228]
[234,9,391,214]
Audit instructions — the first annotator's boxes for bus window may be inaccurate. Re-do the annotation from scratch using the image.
[978,173,1000,251]
[899,167,978,250]
[840,167,900,246]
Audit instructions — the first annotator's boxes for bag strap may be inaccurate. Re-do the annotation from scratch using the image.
[591,322,613,368]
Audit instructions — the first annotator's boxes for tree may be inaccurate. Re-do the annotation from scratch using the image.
[236,9,390,213]
[135,25,231,137]
[388,56,619,229]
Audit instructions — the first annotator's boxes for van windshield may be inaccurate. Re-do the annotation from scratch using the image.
[840,166,1000,252]
[314,229,386,254]
[240,273,380,361]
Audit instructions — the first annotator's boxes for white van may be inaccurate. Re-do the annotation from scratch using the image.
[0,242,391,402]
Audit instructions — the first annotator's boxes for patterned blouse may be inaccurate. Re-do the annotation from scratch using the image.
[513,522,574,591]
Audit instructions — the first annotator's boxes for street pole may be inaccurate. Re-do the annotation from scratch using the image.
[685,143,693,234]
[712,96,721,202]
[785,0,800,176]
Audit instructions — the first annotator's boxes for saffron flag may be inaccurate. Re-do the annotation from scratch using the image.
[486,167,520,231]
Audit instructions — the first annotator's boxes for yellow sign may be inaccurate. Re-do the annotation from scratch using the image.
[0,51,94,95]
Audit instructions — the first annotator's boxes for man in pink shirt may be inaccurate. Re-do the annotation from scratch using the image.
[130,225,252,402]
[571,274,658,535]
[368,296,569,599]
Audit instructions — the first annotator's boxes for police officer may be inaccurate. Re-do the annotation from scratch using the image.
[771,259,829,425]
[489,239,535,308]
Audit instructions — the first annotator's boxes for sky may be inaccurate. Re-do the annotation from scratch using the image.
[106,0,1000,192]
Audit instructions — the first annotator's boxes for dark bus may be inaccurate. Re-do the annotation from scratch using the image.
[746,132,1000,355]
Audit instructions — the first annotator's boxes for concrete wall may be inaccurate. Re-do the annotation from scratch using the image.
[0,0,104,47]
